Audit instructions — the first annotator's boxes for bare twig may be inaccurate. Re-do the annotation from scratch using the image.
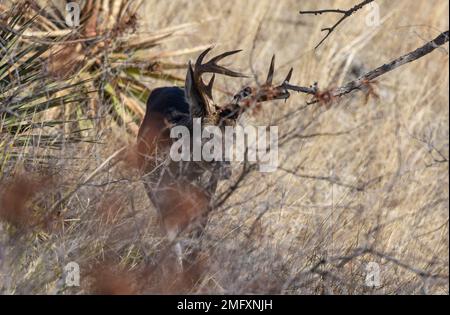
[278,166,380,191]
[281,30,449,104]
[409,132,449,165]
[300,0,376,49]
[36,146,127,227]
[333,30,449,97]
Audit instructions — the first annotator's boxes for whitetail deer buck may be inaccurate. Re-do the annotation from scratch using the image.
[137,48,297,269]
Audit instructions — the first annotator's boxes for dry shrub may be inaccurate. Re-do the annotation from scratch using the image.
[84,252,208,294]
[95,192,127,225]
[86,263,139,295]
[0,173,54,229]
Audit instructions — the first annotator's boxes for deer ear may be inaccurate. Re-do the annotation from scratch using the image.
[185,61,207,119]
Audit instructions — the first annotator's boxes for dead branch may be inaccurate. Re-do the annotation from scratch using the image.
[278,166,381,192]
[300,0,376,49]
[221,31,448,125]
[334,30,449,97]
[283,30,449,103]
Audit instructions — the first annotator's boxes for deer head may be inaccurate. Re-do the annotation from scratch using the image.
[184,47,246,121]
[185,48,297,127]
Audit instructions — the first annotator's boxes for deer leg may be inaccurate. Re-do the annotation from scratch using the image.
[174,242,184,271]
[166,228,184,272]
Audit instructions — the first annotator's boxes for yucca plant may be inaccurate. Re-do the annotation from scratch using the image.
[8,0,211,135]
[0,2,92,173]
[0,0,211,172]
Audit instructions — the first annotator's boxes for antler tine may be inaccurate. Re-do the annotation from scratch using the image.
[204,74,215,100]
[195,48,246,78]
[194,47,213,68]
[266,55,276,85]
[284,68,293,83]
[225,56,296,110]
[208,49,243,64]
[266,56,293,87]
[192,47,246,102]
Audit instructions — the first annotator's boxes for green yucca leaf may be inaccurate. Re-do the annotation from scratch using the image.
[2,0,209,159]
[0,4,92,165]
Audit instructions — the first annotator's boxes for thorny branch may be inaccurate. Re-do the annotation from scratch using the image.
[283,30,449,104]
[300,0,376,49]
[333,30,449,97]
[218,30,448,131]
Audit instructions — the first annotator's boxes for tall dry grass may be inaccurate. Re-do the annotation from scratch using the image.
[0,0,448,294]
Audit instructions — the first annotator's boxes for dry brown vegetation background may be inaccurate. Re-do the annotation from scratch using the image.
[0,0,448,294]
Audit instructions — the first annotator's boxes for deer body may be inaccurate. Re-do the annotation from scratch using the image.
[137,86,217,246]
[137,48,296,269]
[137,88,227,268]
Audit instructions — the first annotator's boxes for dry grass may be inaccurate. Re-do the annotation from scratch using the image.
[0,0,448,294]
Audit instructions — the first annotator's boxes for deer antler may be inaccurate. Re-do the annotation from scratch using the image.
[186,47,246,119]
[194,48,246,99]
[218,55,305,123]
[233,55,296,105]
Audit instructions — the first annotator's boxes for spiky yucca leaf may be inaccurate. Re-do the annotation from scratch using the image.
[14,0,211,135]
[0,2,90,171]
